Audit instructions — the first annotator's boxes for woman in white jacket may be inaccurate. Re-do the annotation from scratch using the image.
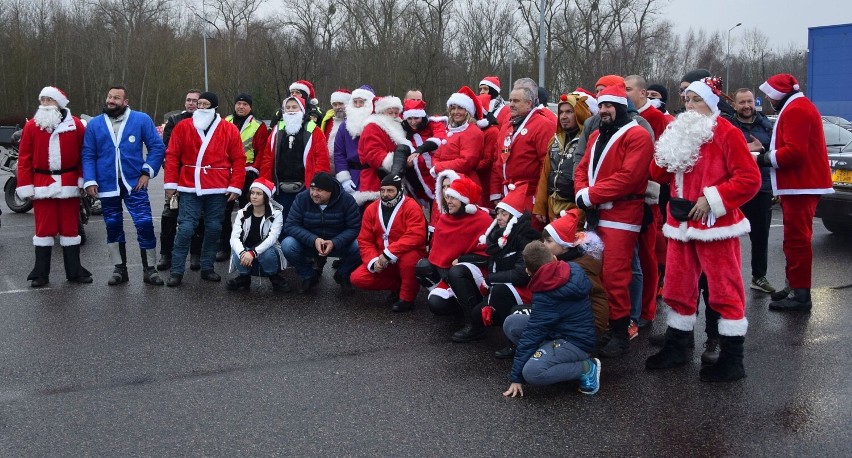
[227,178,288,291]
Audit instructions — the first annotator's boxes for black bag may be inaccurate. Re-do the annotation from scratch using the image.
[669,197,696,222]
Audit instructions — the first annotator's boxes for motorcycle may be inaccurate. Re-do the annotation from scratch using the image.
[0,125,97,245]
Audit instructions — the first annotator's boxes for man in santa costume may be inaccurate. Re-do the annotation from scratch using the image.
[574,83,655,358]
[647,77,760,382]
[320,88,350,171]
[163,92,246,286]
[415,172,493,342]
[357,95,412,204]
[82,85,166,286]
[16,86,93,287]
[256,94,330,222]
[333,85,375,199]
[401,98,446,204]
[350,174,427,312]
[758,74,834,312]
[490,78,555,212]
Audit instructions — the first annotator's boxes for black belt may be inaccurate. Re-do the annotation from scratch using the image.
[34,166,76,175]
[347,161,366,170]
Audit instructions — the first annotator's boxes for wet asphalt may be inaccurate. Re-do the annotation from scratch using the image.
[0,179,850,456]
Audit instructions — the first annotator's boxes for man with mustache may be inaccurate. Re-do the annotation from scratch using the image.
[82,85,166,286]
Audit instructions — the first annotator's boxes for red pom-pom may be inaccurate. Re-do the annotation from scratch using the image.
[560,94,569,102]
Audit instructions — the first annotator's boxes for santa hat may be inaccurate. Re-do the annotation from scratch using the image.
[479,183,528,247]
[39,86,69,109]
[447,86,488,128]
[290,80,318,106]
[759,73,801,100]
[572,87,598,115]
[330,88,351,105]
[374,96,403,115]
[597,83,628,107]
[350,85,375,103]
[479,76,501,94]
[558,93,592,128]
[444,174,481,214]
[435,169,462,211]
[402,99,427,119]
[684,77,722,115]
[545,208,581,248]
[595,75,625,90]
[250,177,275,199]
[283,95,306,113]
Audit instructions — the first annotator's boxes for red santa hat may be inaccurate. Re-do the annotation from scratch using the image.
[330,88,351,105]
[759,73,801,100]
[374,96,403,115]
[572,87,599,115]
[283,95,306,113]
[479,76,501,94]
[595,75,625,90]
[250,177,275,199]
[289,80,318,106]
[444,174,482,214]
[447,86,488,128]
[39,86,69,109]
[596,83,628,107]
[402,99,427,119]
[435,169,462,212]
[479,183,528,246]
[684,77,722,115]
[545,208,582,248]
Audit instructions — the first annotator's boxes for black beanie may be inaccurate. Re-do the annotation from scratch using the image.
[235,93,253,107]
[537,87,549,106]
[647,84,669,103]
[681,69,711,84]
[310,172,337,192]
[199,92,219,109]
[381,173,403,191]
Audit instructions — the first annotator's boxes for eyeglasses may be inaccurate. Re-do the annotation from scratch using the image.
[196,100,212,108]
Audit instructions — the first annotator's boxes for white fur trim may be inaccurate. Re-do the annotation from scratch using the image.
[39,86,69,108]
[496,201,522,218]
[447,92,476,117]
[425,137,441,147]
[382,248,398,263]
[768,150,779,169]
[16,185,34,199]
[33,235,54,246]
[59,235,81,246]
[227,186,242,196]
[32,185,80,200]
[353,191,380,206]
[163,183,178,190]
[428,286,453,300]
[351,88,375,102]
[381,152,394,172]
[364,114,410,146]
[82,180,98,189]
[645,180,660,205]
[250,182,274,199]
[435,169,461,209]
[330,91,351,105]
[367,256,380,273]
[597,94,627,106]
[544,225,573,248]
[759,81,786,101]
[464,204,477,214]
[490,193,503,201]
[403,108,427,119]
[703,186,727,218]
[718,318,748,336]
[428,115,448,124]
[476,118,490,128]
[143,164,156,178]
[374,96,403,115]
[479,219,498,245]
[662,218,751,242]
[245,166,259,175]
[576,188,592,207]
[667,309,697,331]
[336,170,352,183]
[444,188,469,204]
[684,81,720,115]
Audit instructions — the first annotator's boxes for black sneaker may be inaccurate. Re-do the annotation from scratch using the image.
[701,337,720,365]
[494,345,516,359]
[391,300,415,313]
[200,270,221,282]
[298,277,314,294]
[189,254,201,271]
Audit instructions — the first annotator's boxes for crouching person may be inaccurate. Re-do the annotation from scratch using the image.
[226,178,288,292]
[350,174,427,312]
[502,241,600,398]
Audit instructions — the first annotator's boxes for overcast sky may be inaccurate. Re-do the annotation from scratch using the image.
[663,0,850,49]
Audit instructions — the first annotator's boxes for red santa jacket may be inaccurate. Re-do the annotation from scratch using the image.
[768,93,833,195]
[164,116,246,195]
[428,208,493,269]
[16,115,86,200]
[490,108,556,203]
[478,124,500,206]
[358,195,427,269]
[637,102,670,141]
[651,116,761,241]
[575,120,655,232]
[358,115,412,193]
[256,122,331,186]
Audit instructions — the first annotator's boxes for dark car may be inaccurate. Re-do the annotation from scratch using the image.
[816,140,852,234]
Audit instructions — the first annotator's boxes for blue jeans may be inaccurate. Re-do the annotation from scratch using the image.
[280,236,360,281]
[171,192,226,275]
[629,243,643,322]
[503,314,590,385]
[231,250,281,276]
[101,186,156,249]
[273,190,303,240]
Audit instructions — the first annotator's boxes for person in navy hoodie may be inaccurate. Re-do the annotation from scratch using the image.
[502,240,600,397]
[82,85,166,286]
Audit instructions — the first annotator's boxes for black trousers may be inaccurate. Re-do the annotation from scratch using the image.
[160,202,203,257]
[740,191,773,278]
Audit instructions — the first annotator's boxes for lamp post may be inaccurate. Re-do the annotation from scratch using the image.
[202,0,209,91]
[538,0,545,89]
[726,22,742,93]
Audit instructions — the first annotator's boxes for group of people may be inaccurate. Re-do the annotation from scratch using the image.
[14,69,832,397]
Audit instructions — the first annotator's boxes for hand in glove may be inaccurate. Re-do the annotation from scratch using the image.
[415,141,440,155]
[340,180,357,193]
[575,198,589,211]
[755,152,772,168]
[394,144,411,156]
[485,111,498,127]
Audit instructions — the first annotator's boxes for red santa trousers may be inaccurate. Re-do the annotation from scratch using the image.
[350,251,421,302]
[663,237,746,335]
[780,195,819,289]
[598,227,640,320]
[32,198,80,246]
[638,206,661,320]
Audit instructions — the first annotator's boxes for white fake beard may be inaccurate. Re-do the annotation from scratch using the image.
[654,110,717,174]
[345,105,372,137]
[648,98,663,109]
[192,108,216,131]
[33,105,62,132]
[283,112,303,136]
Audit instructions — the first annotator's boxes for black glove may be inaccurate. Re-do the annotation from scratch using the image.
[575,198,589,211]
[415,140,440,154]
[394,144,411,156]
[756,152,771,168]
[486,111,498,127]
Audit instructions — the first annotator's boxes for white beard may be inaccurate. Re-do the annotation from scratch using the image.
[654,110,717,174]
[283,112,303,136]
[193,108,217,131]
[345,105,372,138]
[33,105,62,132]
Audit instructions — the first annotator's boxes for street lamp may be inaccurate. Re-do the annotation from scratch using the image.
[538,0,545,89]
[726,22,742,93]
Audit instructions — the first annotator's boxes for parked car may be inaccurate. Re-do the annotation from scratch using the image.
[816,140,852,234]
[825,122,852,154]
[822,115,852,132]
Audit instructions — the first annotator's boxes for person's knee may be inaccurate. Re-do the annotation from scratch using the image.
[447,264,472,285]
[521,361,547,386]
[415,258,439,287]
[427,295,456,316]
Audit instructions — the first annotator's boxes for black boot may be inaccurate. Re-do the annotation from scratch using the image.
[28,245,52,288]
[141,248,164,286]
[391,300,415,313]
[598,317,631,358]
[701,337,720,365]
[62,244,93,283]
[649,330,695,348]
[700,335,746,382]
[645,327,691,370]
[769,288,812,312]
[447,266,486,343]
[269,274,291,292]
[770,284,792,301]
[107,243,129,286]
[156,254,171,271]
[226,274,252,291]
[703,303,721,364]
